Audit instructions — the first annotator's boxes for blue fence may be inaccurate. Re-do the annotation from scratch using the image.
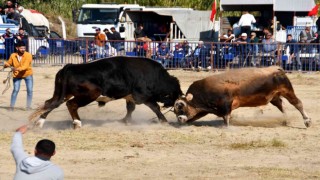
[1,38,320,72]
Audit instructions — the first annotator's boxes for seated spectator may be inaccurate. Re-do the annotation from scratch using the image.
[171,43,185,68]
[190,41,210,69]
[133,42,146,57]
[156,43,172,67]
[285,34,301,71]
[6,7,20,25]
[299,26,316,43]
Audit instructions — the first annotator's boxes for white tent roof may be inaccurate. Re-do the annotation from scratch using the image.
[220,0,315,12]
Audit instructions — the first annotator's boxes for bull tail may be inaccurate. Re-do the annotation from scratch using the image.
[29,65,71,123]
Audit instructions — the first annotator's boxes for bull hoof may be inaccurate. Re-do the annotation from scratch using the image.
[34,118,46,128]
[97,101,106,107]
[304,119,312,128]
[73,120,82,129]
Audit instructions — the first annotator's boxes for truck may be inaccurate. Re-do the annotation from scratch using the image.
[76,3,213,42]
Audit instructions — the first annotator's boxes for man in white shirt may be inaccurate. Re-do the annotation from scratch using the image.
[238,11,256,37]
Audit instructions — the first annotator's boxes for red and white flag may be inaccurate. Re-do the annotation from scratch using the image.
[210,0,217,22]
[308,4,319,16]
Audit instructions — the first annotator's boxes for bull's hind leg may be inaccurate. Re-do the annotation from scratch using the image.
[121,100,136,124]
[144,101,167,123]
[270,96,284,113]
[282,91,311,127]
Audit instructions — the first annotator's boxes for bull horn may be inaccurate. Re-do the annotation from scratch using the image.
[186,93,193,101]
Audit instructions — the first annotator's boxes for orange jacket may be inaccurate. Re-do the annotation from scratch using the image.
[4,52,33,78]
[95,33,106,47]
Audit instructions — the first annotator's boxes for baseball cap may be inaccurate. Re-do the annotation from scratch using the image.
[241,33,247,37]
[95,28,101,31]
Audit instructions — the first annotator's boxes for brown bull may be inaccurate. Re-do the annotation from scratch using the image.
[174,66,311,127]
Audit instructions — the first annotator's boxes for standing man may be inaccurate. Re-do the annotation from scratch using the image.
[238,11,256,36]
[2,41,33,111]
[94,27,106,59]
[11,124,64,179]
[110,27,122,52]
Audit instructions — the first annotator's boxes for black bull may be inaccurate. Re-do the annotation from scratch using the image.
[174,67,311,128]
[29,56,182,128]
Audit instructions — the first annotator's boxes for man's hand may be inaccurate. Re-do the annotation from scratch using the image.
[16,125,28,134]
[11,67,18,72]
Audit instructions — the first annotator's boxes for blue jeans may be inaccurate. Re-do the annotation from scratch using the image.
[11,75,33,108]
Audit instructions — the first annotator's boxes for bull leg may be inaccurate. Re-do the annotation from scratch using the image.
[121,100,136,124]
[222,114,231,126]
[144,101,167,123]
[66,95,100,129]
[34,94,73,128]
[270,96,284,113]
[282,92,311,127]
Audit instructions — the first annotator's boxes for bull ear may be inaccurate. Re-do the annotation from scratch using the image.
[186,93,193,101]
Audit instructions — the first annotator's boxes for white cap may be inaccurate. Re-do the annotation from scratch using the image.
[241,33,247,37]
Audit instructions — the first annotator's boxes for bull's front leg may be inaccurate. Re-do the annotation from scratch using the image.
[144,101,167,123]
[222,114,231,127]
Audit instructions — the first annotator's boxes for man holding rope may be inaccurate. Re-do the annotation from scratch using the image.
[2,41,33,111]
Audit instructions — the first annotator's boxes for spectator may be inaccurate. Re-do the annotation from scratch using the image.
[133,42,146,57]
[261,32,277,65]
[285,34,301,71]
[4,0,15,9]
[232,21,241,38]
[0,6,5,15]
[220,29,235,42]
[234,33,251,66]
[250,32,260,66]
[190,41,209,69]
[299,26,316,43]
[156,43,171,67]
[14,27,28,43]
[134,24,146,39]
[110,27,122,52]
[103,28,113,41]
[238,11,256,36]
[171,43,185,68]
[6,7,20,25]
[316,16,320,35]
[94,27,106,59]
[262,27,272,39]
[11,124,64,179]
[1,28,14,40]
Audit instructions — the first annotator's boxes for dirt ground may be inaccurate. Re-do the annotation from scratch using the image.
[0,67,320,180]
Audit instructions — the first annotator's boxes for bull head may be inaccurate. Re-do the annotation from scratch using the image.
[174,93,194,123]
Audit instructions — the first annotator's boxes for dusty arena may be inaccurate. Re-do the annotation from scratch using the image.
[0,67,319,179]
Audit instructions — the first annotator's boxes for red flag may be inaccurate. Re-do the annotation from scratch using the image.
[308,5,319,16]
[210,0,216,21]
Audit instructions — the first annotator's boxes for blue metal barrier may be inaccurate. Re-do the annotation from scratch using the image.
[0,37,319,72]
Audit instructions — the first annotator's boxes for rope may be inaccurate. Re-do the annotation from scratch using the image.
[2,69,12,95]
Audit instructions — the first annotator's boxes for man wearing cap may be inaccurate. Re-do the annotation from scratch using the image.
[2,41,33,111]
[233,33,251,66]
[94,27,106,58]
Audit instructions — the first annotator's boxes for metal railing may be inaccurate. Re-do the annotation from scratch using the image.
[1,38,319,72]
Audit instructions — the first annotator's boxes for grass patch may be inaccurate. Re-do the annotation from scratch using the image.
[230,138,286,150]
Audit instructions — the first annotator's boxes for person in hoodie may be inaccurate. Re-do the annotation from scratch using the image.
[11,124,64,180]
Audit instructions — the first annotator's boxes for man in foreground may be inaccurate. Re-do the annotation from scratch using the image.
[11,124,64,179]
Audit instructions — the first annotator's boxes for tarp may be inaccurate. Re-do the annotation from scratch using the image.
[220,0,315,12]
[145,9,211,40]
[20,9,50,30]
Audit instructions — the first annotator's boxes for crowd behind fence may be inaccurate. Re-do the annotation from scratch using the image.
[1,37,320,72]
